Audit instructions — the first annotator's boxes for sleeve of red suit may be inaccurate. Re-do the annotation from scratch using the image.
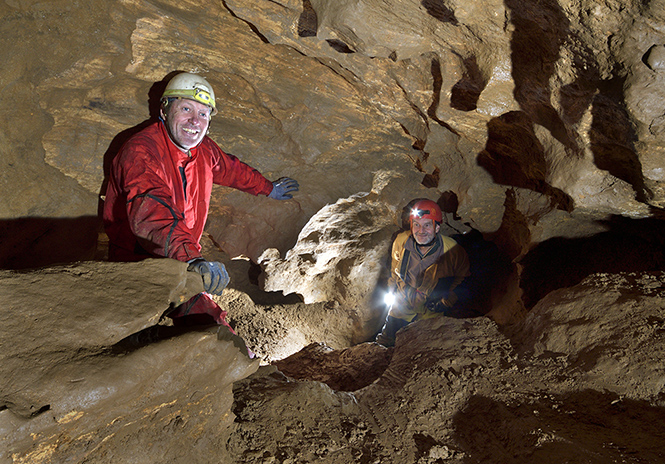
[209,145,274,196]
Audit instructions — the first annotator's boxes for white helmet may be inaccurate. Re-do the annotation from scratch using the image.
[161,72,217,115]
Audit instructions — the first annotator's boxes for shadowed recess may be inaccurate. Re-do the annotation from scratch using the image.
[428,57,458,134]
[450,229,512,317]
[421,0,458,24]
[519,215,665,309]
[477,111,573,212]
[453,392,665,463]
[450,55,487,111]
[589,76,651,202]
[272,342,393,391]
[0,217,100,270]
[439,190,460,221]
[504,0,574,149]
[298,0,317,37]
[327,39,355,53]
[422,167,440,188]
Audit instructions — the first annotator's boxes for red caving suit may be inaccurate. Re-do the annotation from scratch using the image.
[103,121,273,326]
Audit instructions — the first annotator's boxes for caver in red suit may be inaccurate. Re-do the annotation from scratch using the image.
[103,72,298,328]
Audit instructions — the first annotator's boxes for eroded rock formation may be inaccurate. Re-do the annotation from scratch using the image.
[2,0,665,462]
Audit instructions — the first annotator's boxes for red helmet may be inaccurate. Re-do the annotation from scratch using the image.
[410,199,442,224]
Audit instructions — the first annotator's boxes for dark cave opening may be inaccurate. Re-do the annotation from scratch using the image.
[519,214,665,309]
[297,0,318,37]
[0,216,100,270]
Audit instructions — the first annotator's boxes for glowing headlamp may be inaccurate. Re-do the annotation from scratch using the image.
[411,208,430,219]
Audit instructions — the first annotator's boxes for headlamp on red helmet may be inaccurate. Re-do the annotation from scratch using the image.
[410,199,442,224]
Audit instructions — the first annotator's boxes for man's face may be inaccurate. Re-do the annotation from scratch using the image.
[411,216,440,245]
[161,98,211,151]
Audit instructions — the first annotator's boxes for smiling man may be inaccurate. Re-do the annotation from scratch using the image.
[103,72,298,329]
[375,199,470,347]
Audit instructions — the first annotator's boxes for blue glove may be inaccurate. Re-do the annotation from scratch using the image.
[268,177,299,200]
[187,259,230,296]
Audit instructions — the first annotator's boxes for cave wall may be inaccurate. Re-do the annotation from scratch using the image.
[2,0,665,317]
[4,1,665,461]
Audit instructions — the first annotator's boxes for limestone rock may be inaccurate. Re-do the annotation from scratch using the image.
[0,258,203,417]
[512,271,665,399]
[260,191,397,306]
[3,0,665,461]
[1,328,259,464]
[0,259,260,463]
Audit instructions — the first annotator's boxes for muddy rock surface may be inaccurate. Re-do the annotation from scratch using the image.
[229,272,665,464]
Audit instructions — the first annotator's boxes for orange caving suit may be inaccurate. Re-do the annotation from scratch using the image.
[388,230,471,322]
[103,121,273,324]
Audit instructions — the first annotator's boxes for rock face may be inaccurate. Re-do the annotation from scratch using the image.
[0,259,260,463]
[3,0,665,462]
[0,259,204,418]
[4,0,665,271]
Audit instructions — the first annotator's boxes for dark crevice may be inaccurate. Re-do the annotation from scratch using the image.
[0,217,101,270]
[422,167,440,188]
[450,228,513,317]
[297,0,318,37]
[326,39,355,53]
[421,0,459,24]
[221,0,270,44]
[519,215,665,309]
[111,323,218,354]
[439,190,461,221]
[642,44,665,70]
[411,138,427,151]
[272,342,393,391]
[589,76,651,203]
[30,404,51,418]
[428,58,459,134]
[451,55,487,111]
